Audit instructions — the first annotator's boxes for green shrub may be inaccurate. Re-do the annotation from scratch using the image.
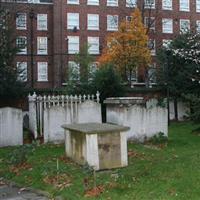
[8,142,37,165]
[149,132,168,145]
[91,64,125,103]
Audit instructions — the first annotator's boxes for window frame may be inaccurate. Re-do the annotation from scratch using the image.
[37,14,48,31]
[67,0,79,5]
[37,62,48,82]
[126,0,137,7]
[180,19,190,33]
[88,37,100,55]
[107,15,118,31]
[16,13,27,30]
[87,14,99,30]
[162,18,173,33]
[144,0,155,9]
[87,0,99,5]
[37,37,48,55]
[17,62,28,82]
[67,36,80,54]
[16,36,27,54]
[107,0,118,7]
[67,13,79,30]
[180,0,190,11]
[162,0,172,10]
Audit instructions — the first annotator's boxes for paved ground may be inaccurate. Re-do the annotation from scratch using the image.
[0,181,49,200]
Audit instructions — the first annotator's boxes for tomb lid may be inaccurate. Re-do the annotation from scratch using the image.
[104,97,144,105]
[62,123,129,134]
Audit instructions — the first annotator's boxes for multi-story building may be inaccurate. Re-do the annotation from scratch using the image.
[2,0,200,89]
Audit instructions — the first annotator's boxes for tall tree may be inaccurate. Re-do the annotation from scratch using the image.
[0,8,25,98]
[66,44,95,94]
[99,8,151,84]
[157,32,200,122]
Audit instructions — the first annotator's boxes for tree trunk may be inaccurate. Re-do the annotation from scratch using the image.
[174,98,178,121]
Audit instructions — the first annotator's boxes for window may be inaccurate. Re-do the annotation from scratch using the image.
[196,20,200,32]
[144,0,155,8]
[37,62,48,82]
[145,17,155,31]
[180,19,190,33]
[88,37,99,54]
[126,0,137,7]
[180,0,189,11]
[16,36,27,54]
[162,39,172,48]
[37,14,47,30]
[197,0,200,12]
[68,36,79,54]
[17,62,27,82]
[126,16,133,22]
[16,13,26,30]
[107,0,118,6]
[107,15,118,31]
[67,13,79,30]
[87,0,99,5]
[90,62,98,74]
[162,0,172,10]
[148,39,156,55]
[68,61,80,80]
[148,63,156,84]
[127,68,137,83]
[87,14,99,30]
[37,37,48,55]
[67,0,79,4]
[162,18,173,33]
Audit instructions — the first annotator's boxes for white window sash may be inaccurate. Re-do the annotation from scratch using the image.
[37,37,48,55]
[162,19,173,33]
[87,0,99,5]
[67,13,79,29]
[107,0,118,6]
[37,14,47,30]
[107,15,118,31]
[67,0,79,4]
[37,62,48,82]
[16,13,27,30]
[88,14,99,30]
[17,62,27,82]
[68,36,79,54]
[145,0,155,9]
[180,0,190,11]
[162,0,172,10]
[16,37,27,54]
[197,0,200,12]
[88,37,99,54]
[126,0,137,7]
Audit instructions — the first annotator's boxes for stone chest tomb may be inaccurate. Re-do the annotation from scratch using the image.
[62,123,129,170]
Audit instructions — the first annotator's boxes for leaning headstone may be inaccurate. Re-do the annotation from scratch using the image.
[0,107,23,147]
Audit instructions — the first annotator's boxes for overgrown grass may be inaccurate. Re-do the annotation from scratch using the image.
[0,122,200,200]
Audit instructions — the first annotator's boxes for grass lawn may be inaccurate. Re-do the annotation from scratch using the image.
[1,122,200,200]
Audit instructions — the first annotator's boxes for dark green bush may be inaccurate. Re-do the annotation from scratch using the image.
[8,142,37,165]
[149,132,168,145]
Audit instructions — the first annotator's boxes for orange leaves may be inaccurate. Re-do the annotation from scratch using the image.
[99,8,151,76]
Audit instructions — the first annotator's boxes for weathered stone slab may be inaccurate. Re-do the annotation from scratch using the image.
[0,107,23,147]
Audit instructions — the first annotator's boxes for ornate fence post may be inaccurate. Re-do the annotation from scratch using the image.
[28,92,38,139]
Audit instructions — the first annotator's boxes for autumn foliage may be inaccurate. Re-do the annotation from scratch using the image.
[99,8,151,81]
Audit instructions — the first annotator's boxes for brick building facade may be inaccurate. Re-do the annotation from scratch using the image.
[2,0,200,89]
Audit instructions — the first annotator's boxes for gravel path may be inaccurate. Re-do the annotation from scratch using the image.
[0,181,49,200]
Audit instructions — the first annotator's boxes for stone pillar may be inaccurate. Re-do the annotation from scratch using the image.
[28,92,38,139]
